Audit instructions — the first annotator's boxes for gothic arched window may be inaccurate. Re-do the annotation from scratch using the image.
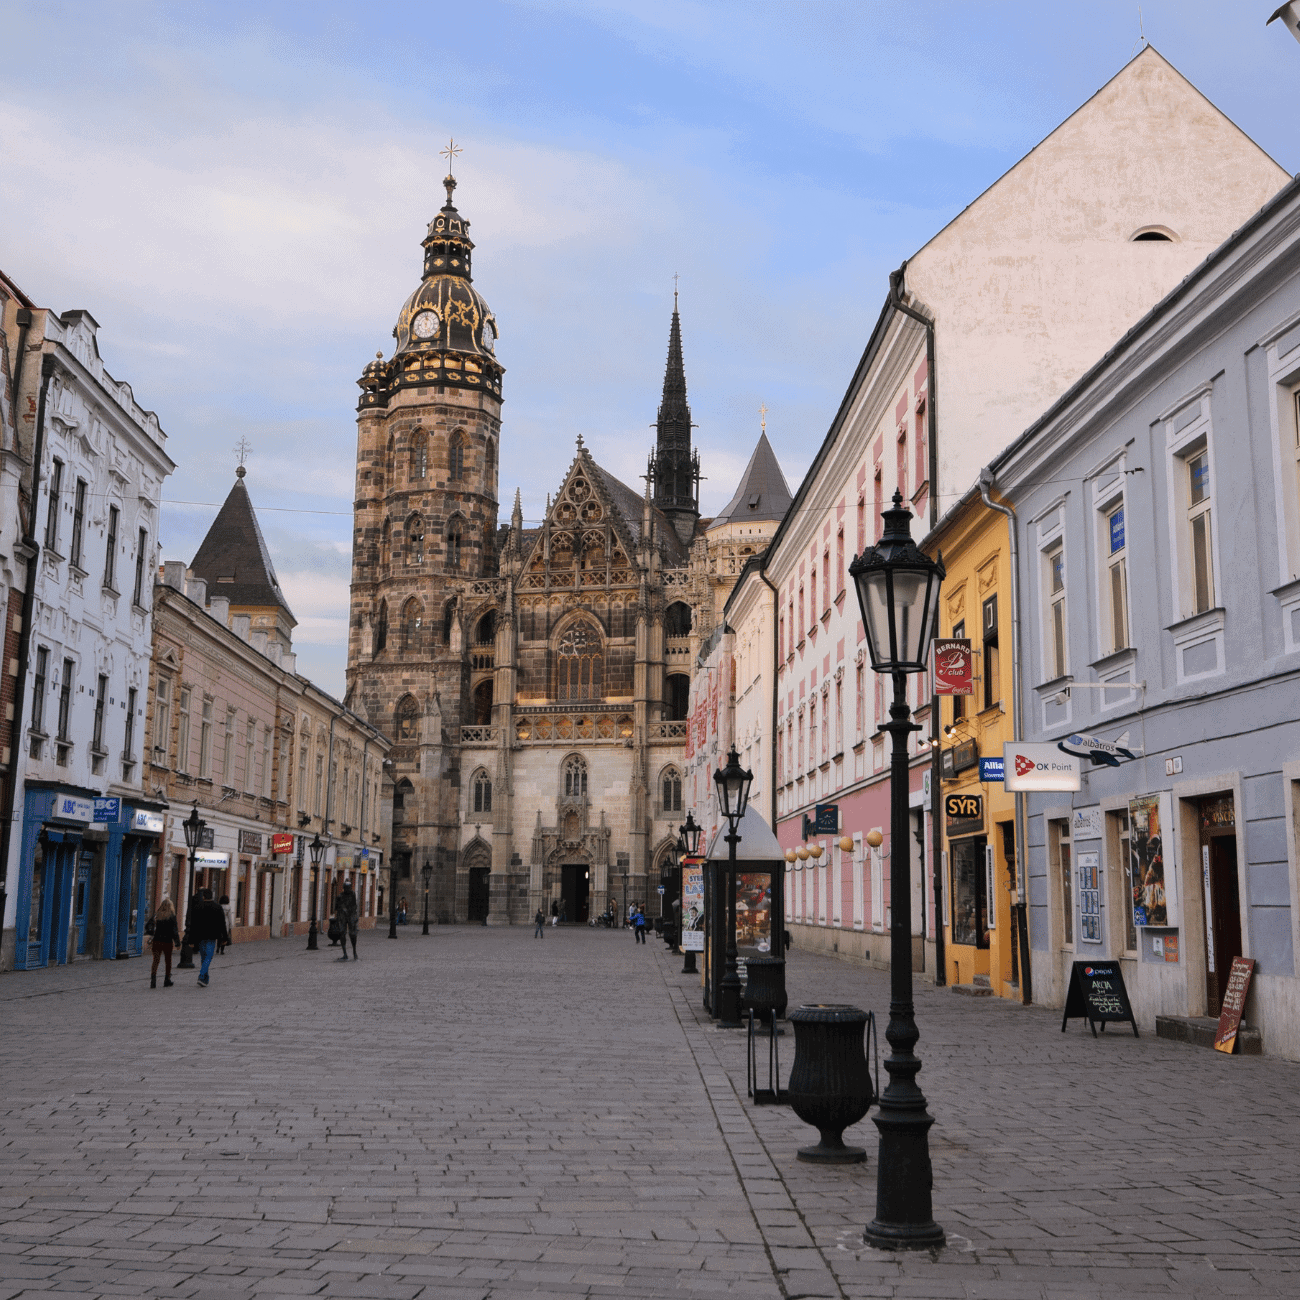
[374,601,388,656]
[661,766,682,813]
[396,695,419,741]
[443,599,456,644]
[380,518,391,571]
[446,518,463,570]
[556,620,603,701]
[449,431,466,481]
[401,598,422,651]
[666,673,690,721]
[485,438,496,476]
[472,769,492,813]
[411,432,427,481]
[406,515,424,566]
[564,755,588,799]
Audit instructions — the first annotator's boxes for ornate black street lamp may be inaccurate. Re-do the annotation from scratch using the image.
[177,802,204,969]
[306,833,324,951]
[421,859,433,935]
[712,747,754,1029]
[621,870,628,926]
[849,489,945,1250]
[387,857,398,939]
[678,812,703,974]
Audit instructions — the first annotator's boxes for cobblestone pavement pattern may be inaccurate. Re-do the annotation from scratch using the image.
[2,928,1299,1299]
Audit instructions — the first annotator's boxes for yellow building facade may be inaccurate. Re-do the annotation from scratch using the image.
[927,491,1021,999]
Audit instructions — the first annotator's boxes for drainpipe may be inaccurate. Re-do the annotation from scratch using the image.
[0,352,55,915]
[979,468,1032,1005]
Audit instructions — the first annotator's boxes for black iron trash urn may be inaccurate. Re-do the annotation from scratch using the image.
[787,1004,874,1163]
[741,956,788,1025]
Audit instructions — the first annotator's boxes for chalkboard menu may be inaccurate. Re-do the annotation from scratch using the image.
[1061,960,1139,1038]
[1214,957,1255,1053]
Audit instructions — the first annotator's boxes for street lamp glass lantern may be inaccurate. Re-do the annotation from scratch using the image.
[182,803,204,851]
[422,861,433,886]
[679,812,704,857]
[849,491,944,675]
[713,747,753,824]
[309,833,324,867]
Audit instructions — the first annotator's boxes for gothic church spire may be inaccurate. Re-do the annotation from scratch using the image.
[651,291,699,543]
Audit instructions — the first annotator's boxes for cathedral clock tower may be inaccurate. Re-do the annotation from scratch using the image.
[346,166,504,915]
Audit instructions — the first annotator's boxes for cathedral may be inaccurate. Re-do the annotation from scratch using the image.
[345,167,780,924]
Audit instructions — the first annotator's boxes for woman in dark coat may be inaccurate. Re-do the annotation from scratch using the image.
[149,899,180,989]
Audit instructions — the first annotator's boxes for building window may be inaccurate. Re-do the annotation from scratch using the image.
[874,466,883,541]
[1052,819,1073,947]
[835,678,843,751]
[473,770,492,813]
[297,733,308,810]
[446,521,462,570]
[412,433,427,480]
[1103,501,1129,652]
[822,550,830,614]
[897,427,907,502]
[982,594,999,711]
[92,674,108,753]
[1045,543,1067,679]
[380,518,391,570]
[396,695,419,741]
[808,698,817,771]
[314,754,324,816]
[153,675,172,765]
[30,646,48,757]
[402,599,422,651]
[449,432,465,481]
[104,505,119,590]
[836,528,844,597]
[856,494,865,555]
[199,698,213,777]
[262,725,272,798]
[1187,451,1214,613]
[124,687,137,773]
[57,658,74,742]
[564,756,588,798]
[556,621,603,701]
[810,569,817,625]
[950,838,988,949]
[71,479,86,568]
[133,529,148,606]
[178,687,191,772]
[662,767,682,813]
[245,719,256,792]
[855,663,864,738]
[406,516,424,566]
[45,458,63,551]
[223,708,236,781]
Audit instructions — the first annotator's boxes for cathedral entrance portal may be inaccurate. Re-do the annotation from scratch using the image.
[467,867,490,923]
[560,864,590,924]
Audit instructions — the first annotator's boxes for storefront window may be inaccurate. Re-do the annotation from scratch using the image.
[1052,820,1074,945]
[736,873,773,952]
[951,838,988,948]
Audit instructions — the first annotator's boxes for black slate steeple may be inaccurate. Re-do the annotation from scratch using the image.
[650,292,700,543]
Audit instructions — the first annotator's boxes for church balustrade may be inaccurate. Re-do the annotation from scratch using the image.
[513,707,634,745]
[519,569,636,591]
[469,579,503,596]
[460,725,499,745]
[662,570,690,587]
[471,648,494,671]
[648,719,688,742]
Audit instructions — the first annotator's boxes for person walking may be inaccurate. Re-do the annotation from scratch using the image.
[190,888,229,988]
[218,894,233,954]
[148,899,180,989]
[334,882,360,960]
[534,907,545,939]
[633,908,647,944]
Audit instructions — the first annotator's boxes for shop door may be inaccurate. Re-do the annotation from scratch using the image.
[560,864,590,923]
[467,866,490,922]
[74,855,91,955]
[1204,835,1242,1016]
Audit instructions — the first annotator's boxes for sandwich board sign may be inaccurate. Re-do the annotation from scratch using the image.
[1061,960,1139,1038]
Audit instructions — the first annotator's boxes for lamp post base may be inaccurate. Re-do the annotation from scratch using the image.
[306,921,318,951]
[862,1108,945,1251]
[176,943,195,970]
[718,976,744,1028]
[681,950,697,975]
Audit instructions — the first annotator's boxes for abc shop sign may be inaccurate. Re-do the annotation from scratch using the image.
[1002,743,1081,792]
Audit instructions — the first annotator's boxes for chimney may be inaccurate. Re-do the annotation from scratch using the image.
[231,613,250,641]
[251,630,269,655]
[162,560,186,591]
[209,595,231,627]
[187,576,208,607]
[281,652,297,674]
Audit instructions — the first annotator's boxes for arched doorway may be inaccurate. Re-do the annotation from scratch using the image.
[560,862,591,923]
[463,840,490,923]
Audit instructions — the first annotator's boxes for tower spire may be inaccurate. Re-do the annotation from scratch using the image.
[652,291,698,541]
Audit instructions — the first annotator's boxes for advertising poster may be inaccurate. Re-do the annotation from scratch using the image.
[736,873,773,954]
[1129,794,1167,927]
[681,861,704,952]
[933,638,973,695]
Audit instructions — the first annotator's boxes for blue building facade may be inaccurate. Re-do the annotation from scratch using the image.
[986,177,1300,1057]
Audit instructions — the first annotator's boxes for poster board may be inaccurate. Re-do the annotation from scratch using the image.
[681,861,704,952]
[1129,791,1177,928]
[1214,957,1255,1053]
[1061,960,1139,1037]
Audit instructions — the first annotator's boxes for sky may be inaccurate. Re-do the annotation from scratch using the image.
[3,1,1297,697]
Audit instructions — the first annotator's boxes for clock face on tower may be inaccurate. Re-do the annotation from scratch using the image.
[483,318,496,351]
[412,309,440,340]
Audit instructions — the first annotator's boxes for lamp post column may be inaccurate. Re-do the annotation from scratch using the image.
[388,863,398,939]
[177,845,197,969]
[306,864,319,950]
[422,861,432,936]
[718,829,743,1026]
[864,671,943,1249]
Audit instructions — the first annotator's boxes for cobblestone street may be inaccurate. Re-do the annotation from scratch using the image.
[2,927,1300,1299]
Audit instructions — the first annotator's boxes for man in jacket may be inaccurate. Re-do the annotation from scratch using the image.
[335,883,360,960]
[190,888,230,987]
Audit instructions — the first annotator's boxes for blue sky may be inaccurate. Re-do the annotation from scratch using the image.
[3,1,1296,695]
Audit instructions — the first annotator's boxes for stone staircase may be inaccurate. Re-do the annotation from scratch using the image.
[952,973,994,997]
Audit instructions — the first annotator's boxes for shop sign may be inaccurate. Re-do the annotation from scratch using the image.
[1061,960,1139,1037]
[93,797,121,823]
[271,832,294,855]
[1071,806,1103,841]
[131,809,165,834]
[238,829,263,855]
[1214,957,1256,1053]
[1058,729,1141,768]
[979,757,1004,783]
[200,826,215,850]
[1003,743,1080,792]
[194,850,229,868]
[359,847,370,859]
[53,795,93,823]
[941,738,979,779]
[1200,795,1235,832]
[933,638,973,696]
[944,792,983,837]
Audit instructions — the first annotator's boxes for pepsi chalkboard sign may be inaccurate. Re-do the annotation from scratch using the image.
[1061,960,1139,1038]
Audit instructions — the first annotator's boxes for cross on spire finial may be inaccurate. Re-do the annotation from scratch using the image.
[234,437,252,478]
[440,137,462,175]
[672,271,680,310]
[758,402,767,434]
